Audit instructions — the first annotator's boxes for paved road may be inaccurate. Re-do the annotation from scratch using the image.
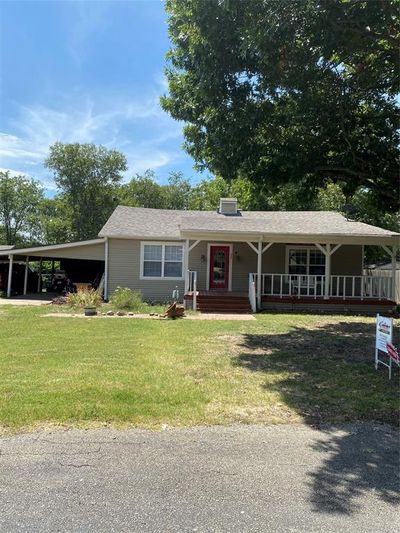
[0,424,399,532]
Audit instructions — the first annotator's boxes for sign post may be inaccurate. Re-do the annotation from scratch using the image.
[375,314,395,378]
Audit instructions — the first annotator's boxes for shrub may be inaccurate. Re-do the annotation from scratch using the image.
[67,289,103,309]
[110,287,143,311]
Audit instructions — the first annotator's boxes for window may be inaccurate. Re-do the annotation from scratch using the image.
[141,242,183,279]
[287,247,325,276]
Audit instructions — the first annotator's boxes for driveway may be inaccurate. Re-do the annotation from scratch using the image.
[0,294,53,306]
[0,424,398,532]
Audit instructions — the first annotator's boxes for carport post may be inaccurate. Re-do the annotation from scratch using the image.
[7,255,13,298]
[104,237,109,300]
[23,256,29,295]
[37,258,42,293]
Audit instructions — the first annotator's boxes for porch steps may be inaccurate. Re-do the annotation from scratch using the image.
[196,294,252,314]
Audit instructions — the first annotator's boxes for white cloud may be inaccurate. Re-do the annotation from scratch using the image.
[0,167,31,178]
[66,1,112,66]
[0,90,184,188]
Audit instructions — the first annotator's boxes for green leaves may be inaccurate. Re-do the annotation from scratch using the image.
[45,143,127,241]
[0,171,44,246]
[162,0,399,211]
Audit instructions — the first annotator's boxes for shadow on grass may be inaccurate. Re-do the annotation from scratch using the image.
[231,321,400,515]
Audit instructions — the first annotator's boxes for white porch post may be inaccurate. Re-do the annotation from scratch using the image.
[324,244,331,300]
[246,240,272,311]
[104,237,109,300]
[184,239,189,295]
[392,247,397,302]
[23,256,29,295]
[257,240,262,310]
[37,258,42,293]
[315,244,341,300]
[7,254,13,298]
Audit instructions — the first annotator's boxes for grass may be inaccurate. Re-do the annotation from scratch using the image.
[0,305,398,433]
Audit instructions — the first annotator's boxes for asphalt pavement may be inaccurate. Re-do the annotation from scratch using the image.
[1,423,399,532]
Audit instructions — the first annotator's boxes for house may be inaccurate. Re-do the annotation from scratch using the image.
[1,198,399,313]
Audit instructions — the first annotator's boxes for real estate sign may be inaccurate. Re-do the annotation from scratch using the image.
[375,314,395,379]
[375,315,393,354]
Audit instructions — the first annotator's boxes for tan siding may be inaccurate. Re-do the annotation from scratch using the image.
[231,242,257,291]
[331,245,363,275]
[188,241,208,290]
[108,239,363,300]
[262,244,286,273]
[108,238,185,302]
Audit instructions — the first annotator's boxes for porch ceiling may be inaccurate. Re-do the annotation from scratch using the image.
[181,230,400,247]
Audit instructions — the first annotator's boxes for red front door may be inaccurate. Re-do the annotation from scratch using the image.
[209,246,230,290]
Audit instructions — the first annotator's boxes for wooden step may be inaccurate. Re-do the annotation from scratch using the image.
[197,301,252,313]
[197,306,252,312]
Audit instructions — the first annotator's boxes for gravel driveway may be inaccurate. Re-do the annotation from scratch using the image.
[1,424,398,532]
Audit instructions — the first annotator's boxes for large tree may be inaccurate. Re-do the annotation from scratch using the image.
[45,143,127,240]
[119,170,193,210]
[161,0,399,211]
[0,171,44,245]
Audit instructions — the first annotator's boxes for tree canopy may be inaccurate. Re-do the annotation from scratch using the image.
[0,171,44,245]
[161,0,399,211]
[45,143,127,241]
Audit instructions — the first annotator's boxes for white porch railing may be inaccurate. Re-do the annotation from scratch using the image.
[186,270,197,311]
[248,273,257,312]
[251,274,393,301]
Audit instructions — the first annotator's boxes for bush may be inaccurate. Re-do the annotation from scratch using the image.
[67,289,103,309]
[110,287,143,311]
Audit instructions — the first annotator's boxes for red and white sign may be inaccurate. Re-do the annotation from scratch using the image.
[387,343,399,365]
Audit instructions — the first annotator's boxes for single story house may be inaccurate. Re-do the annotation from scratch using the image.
[1,198,399,313]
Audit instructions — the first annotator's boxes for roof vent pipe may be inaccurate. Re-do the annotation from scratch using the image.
[219,198,238,215]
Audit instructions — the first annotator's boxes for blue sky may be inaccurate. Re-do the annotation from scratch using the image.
[0,0,204,193]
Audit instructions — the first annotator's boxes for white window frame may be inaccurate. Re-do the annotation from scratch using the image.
[285,245,326,276]
[140,241,184,280]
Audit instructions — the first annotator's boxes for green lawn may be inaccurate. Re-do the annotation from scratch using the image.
[0,305,398,433]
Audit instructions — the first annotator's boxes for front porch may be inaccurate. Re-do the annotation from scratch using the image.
[185,276,396,314]
[183,238,398,314]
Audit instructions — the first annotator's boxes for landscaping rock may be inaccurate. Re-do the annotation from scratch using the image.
[51,296,68,305]
[106,311,114,316]
[128,312,134,316]
[117,311,126,316]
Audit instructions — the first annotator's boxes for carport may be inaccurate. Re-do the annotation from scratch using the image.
[0,239,106,298]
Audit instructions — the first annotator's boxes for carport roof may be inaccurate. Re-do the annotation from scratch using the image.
[0,239,105,258]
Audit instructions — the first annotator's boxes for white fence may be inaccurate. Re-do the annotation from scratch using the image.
[364,269,400,303]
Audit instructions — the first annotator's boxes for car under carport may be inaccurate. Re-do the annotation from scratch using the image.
[0,239,106,298]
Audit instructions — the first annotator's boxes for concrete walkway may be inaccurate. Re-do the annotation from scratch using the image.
[0,423,398,532]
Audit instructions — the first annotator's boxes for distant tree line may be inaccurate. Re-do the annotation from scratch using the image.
[0,142,398,253]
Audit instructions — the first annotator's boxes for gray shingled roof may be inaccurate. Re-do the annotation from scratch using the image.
[99,206,399,239]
